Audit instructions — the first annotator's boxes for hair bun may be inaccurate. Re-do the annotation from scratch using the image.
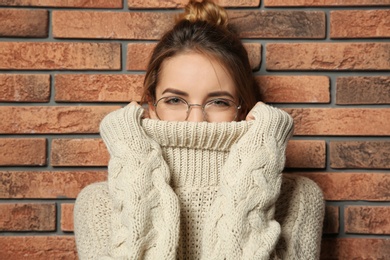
[179,0,228,28]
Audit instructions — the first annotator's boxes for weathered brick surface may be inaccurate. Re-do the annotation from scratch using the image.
[0,171,107,199]
[266,43,390,71]
[345,206,390,234]
[331,10,390,39]
[1,0,389,255]
[0,74,50,102]
[0,42,121,70]
[128,0,260,8]
[51,139,109,166]
[0,203,55,231]
[297,172,390,201]
[53,10,324,39]
[53,11,175,39]
[55,74,144,102]
[285,140,326,168]
[336,76,390,104]
[61,203,74,232]
[244,43,262,71]
[321,238,390,259]
[127,43,261,71]
[284,108,390,136]
[265,0,390,6]
[330,141,390,169]
[0,138,46,166]
[323,205,339,234]
[0,106,120,134]
[256,76,330,103]
[229,11,325,39]
[0,236,77,260]
[127,43,155,70]
[0,0,122,8]
[0,9,48,37]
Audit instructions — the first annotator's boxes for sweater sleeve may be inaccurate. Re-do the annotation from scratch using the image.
[74,182,112,260]
[99,104,180,259]
[274,175,325,260]
[202,104,294,260]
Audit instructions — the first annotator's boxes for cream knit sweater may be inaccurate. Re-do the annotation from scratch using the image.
[74,104,325,259]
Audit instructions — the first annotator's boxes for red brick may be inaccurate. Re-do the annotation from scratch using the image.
[265,0,390,6]
[345,206,390,234]
[128,0,260,8]
[266,43,390,71]
[229,11,325,39]
[331,10,390,39]
[0,9,48,37]
[0,106,120,134]
[285,140,326,169]
[336,76,390,104]
[127,43,261,71]
[284,108,390,136]
[256,76,330,103]
[0,42,121,70]
[0,203,55,231]
[330,141,390,169]
[53,11,175,40]
[0,0,122,8]
[296,172,390,201]
[0,138,46,166]
[51,139,109,167]
[53,10,324,39]
[0,171,107,199]
[55,74,144,102]
[323,205,339,234]
[127,43,154,70]
[0,74,50,102]
[245,43,262,71]
[321,238,390,259]
[0,236,77,260]
[61,203,74,232]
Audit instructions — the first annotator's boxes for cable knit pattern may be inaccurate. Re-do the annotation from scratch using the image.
[202,105,293,259]
[73,103,325,260]
[100,106,180,259]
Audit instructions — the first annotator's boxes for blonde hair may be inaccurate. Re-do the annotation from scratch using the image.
[179,0,228,28]
[143,0,259,119]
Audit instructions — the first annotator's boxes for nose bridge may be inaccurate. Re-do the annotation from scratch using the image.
[187,104,204,122]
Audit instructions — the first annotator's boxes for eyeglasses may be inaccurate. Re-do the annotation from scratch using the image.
[154,96,241,122]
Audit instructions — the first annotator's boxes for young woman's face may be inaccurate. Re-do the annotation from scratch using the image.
[149,52,240,122]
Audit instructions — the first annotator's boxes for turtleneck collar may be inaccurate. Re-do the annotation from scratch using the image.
[141,119,253,152]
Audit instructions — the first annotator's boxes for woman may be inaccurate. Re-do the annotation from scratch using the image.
[74,1,325,259]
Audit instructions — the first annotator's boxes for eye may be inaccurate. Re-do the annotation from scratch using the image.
[164,97,186,105]
[208,99,233,107]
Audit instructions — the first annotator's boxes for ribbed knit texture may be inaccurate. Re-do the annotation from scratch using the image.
[95,103,294,259]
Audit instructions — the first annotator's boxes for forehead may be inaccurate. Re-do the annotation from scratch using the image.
[156,52,237,99]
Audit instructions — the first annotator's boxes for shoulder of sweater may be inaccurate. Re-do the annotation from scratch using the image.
[281,174,324,205]
[275,175,325,259]
[276,174,325,225]
[74,181,112,238]
[74,181,112,259]
[75,181,111,214]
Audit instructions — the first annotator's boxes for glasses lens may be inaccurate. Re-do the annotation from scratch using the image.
[204,99,239,122]
[155,97,188,121]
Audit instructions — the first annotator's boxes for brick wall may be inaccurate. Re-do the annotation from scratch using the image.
[0,0,389,259]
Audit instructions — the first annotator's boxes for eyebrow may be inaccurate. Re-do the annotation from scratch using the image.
[162,88,189,97]
[161,88,235,100]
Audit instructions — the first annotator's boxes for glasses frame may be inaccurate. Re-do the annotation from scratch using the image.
[153,96,241,122]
